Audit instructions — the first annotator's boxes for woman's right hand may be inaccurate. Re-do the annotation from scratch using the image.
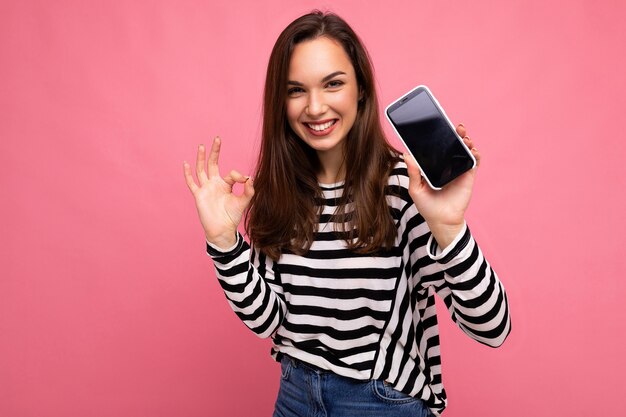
[183,137,254,250]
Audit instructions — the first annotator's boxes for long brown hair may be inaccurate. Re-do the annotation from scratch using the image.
[246,11,400,260]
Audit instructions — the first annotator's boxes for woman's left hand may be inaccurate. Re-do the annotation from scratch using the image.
[405,123,480,249]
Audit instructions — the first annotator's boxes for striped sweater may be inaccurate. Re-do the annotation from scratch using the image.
[206,162,511,415]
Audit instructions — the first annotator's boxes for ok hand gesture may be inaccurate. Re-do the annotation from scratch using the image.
[183,137,254,250]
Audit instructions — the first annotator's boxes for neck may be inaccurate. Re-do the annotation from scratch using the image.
[316,147,346,184]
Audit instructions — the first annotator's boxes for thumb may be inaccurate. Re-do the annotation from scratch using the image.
[404,153,427,198]
[404,153,422,180]
[243,177,255,203]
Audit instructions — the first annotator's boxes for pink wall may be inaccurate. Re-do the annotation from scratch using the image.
[2,1,625,416]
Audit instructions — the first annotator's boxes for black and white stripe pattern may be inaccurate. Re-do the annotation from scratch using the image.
[207,161,511,416]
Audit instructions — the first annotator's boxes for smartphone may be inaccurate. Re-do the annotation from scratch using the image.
[385,85,476,190]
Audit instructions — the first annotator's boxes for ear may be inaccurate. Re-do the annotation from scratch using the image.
[358,87,365,102]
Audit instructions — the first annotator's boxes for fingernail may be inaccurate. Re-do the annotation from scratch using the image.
[459,123,465,128]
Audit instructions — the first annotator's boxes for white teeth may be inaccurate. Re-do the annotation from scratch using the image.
[306,120,336,131]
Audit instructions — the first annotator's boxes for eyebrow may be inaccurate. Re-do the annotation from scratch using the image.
[287,71,347,86]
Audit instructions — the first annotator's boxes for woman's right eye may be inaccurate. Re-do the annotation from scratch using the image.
[287,87,304,96]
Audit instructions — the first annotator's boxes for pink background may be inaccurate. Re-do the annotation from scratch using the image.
[2,1,625,416]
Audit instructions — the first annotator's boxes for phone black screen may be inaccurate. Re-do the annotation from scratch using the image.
[387,88,474,188]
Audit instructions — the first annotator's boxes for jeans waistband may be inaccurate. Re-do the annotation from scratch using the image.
[283,354,331,374]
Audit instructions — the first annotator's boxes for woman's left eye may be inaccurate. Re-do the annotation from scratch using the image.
[326,80,344,88]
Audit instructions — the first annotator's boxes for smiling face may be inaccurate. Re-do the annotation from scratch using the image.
[286,36,360,174]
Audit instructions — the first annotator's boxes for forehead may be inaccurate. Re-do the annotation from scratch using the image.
[288,36,355,80]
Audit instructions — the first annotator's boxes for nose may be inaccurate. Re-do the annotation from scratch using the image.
[305,90,327,117]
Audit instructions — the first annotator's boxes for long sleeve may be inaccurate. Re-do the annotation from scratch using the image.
[405,206,512,348]
[430,224,511,347]
[388,158,511,349]
[206,232,287,338]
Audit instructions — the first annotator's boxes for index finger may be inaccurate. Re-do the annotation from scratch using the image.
[207,136,221,178]
[456,123,467,138]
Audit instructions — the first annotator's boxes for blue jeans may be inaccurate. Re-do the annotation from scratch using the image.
[273,355,435,417]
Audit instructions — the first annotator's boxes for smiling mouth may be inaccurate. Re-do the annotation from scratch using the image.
[304,119,338,135]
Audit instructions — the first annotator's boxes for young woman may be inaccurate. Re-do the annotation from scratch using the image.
[184,11,510,417]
